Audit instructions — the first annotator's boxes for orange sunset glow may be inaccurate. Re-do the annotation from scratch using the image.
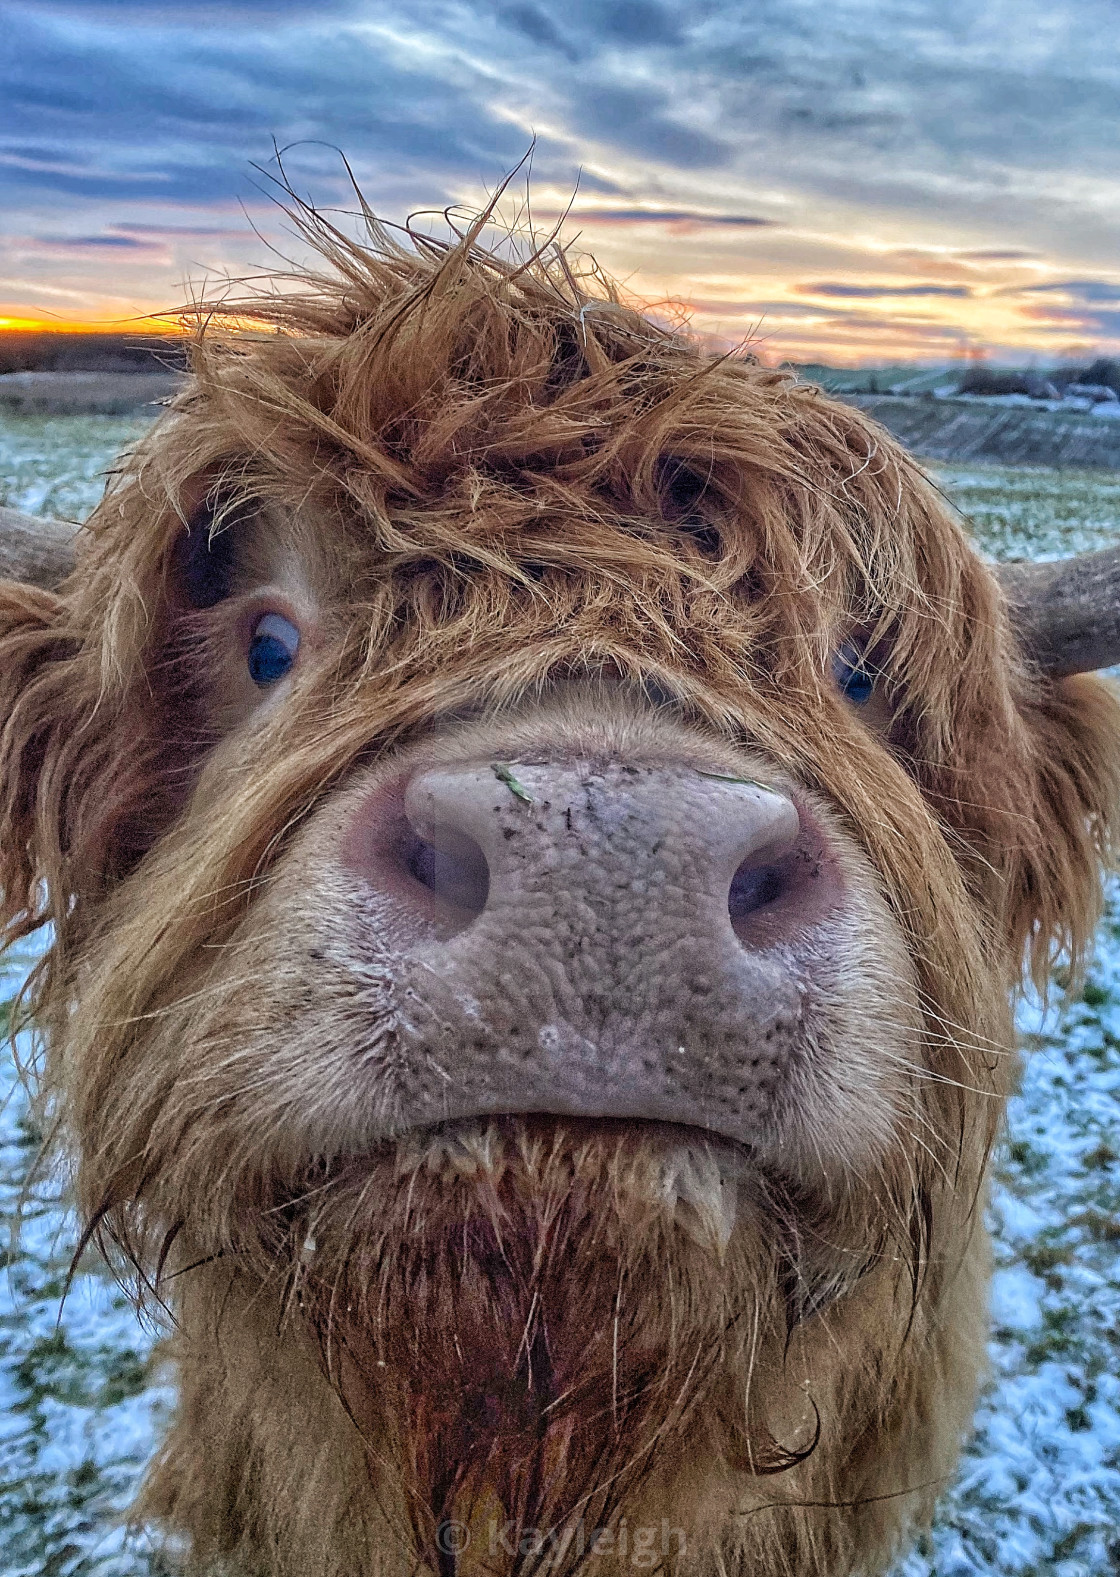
[3,218,1113,369]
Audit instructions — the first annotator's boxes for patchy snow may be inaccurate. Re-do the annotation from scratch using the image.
[0,945,173,1577]
[899,905,1120,1577]
[931,461,1120,565]
[1,421,1120,1574]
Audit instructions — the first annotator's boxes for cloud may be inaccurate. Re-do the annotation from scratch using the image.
[0,5,536,208]
[500,0,684,53]
[22,233,162,251]
[1019,303,1120,337]
[587,1,684,45]
[1009,279,1120,345]
[499,3,580,58]
[7,0,1120,221]
[959,249,1039,262]
[111,221,247,238]
[563,78,731,168]
[21,0,363,16]
[565,208,776,227]
[688,299,834,318]
[798,282,974,299]
[1018,279,1120,303]
[795,314,972,340]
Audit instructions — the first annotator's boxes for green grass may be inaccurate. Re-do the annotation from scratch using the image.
[931,462,1120,562]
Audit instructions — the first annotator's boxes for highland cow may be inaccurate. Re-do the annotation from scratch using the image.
[2,206,1120,1577]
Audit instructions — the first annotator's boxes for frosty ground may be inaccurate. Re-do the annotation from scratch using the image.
[3,412,1120,1577]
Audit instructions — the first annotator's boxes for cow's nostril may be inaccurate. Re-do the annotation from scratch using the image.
[728,860,785,923]
[406,831,490,915]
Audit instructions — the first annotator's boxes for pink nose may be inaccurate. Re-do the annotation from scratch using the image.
[351,759,812,946]
[342,759,837,1137]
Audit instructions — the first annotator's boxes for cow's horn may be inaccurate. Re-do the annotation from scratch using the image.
[996,545,1120,678]
[0,505,77,590]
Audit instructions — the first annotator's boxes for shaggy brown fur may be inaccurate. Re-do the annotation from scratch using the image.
[1,199,1118,1577]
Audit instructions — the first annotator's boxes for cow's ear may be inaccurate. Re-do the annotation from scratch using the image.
[0,578,85,948]
[1007,672,1120,991]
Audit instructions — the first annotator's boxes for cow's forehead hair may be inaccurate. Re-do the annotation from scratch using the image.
[75,209,985,719]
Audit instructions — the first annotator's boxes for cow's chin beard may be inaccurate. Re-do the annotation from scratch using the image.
[282,1116,854,1577]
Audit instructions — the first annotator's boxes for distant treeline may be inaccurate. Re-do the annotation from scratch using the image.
[957,358,1120,400]
[0,333,187,376]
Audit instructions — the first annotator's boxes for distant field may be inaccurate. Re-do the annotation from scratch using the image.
[3,414,1120,1577]
[0,413,149,521]
[854,394,1120,471]
[0,374,181,419]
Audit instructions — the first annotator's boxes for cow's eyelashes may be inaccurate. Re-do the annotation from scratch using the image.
[832,646,876,706]
[248,613,300,687]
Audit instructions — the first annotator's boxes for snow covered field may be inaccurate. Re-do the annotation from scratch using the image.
[2,414,1120,1575]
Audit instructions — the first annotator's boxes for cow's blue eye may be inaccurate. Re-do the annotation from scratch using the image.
[832,647,875,705]
[248,613,300,687]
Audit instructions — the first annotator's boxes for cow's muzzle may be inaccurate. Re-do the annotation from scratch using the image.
[341,757,845,1142]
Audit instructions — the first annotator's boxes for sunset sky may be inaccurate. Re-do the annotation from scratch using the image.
[4,0,1120,366]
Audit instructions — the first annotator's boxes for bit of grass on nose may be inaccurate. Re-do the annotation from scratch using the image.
[491,763,534,803]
